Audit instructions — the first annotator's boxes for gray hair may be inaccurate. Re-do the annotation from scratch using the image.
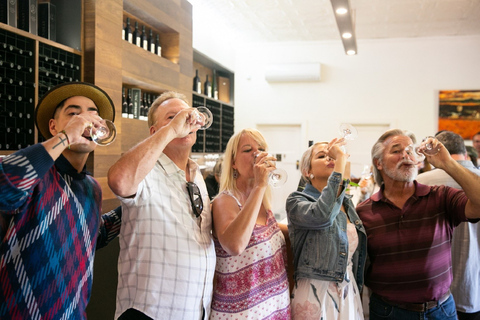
[371,129,417,185]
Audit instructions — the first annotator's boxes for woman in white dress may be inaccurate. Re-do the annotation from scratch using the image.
[286,139,368,320]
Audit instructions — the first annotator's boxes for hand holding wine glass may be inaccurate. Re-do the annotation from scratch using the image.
[418,136,441,156]
[254,152,288,188]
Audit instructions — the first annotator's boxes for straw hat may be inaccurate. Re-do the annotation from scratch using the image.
[35,82,115,139]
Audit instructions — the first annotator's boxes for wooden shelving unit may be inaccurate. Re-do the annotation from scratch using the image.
[82,0,193,212]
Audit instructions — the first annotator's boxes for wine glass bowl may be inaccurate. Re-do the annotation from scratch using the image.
[339,123,358,141]
[420,136,440,156]
[405,144,425,163]
[268,168,288,188]
[337,123,357,154]
[194,106,213,130]
[90,119,116,146]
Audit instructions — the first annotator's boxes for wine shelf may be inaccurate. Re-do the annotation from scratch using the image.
[192,92,234,153]
[38,43,81,97]
[0,28,35,150]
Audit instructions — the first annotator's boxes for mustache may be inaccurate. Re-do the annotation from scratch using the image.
[397,159,416,168]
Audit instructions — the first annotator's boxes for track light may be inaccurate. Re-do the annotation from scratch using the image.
[330,0,357,55]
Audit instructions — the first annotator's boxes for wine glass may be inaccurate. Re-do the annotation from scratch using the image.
[405,144,425,164]
[420,136,440,156]
[338,123,358,141]
[254,153,288,188]
[337,123,358,153]
[90,119,116,146]
[193,106,213,130]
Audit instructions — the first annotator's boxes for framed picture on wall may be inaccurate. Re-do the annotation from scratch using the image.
[438,90,480,139]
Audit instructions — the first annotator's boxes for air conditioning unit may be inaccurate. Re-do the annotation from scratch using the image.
[265,63,321,82]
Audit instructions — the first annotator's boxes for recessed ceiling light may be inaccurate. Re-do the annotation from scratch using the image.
[342,32,352,39]
[336,8,348,14]
[347,50,356,55]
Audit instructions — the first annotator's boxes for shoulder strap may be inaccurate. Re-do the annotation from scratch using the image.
[220,190,242,209]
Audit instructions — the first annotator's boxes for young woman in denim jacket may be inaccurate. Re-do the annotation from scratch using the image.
[286,139,367,320]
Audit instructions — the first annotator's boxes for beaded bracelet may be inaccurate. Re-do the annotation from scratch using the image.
[59,130,71,149]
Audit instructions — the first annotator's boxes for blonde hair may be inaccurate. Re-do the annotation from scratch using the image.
[299,142,328,183]
[147,91,189,127]
[220,128,272,208]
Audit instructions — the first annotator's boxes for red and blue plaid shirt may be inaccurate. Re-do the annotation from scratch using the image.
[0,144,120,319]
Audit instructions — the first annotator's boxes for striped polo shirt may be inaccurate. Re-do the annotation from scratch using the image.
[356,181,468,303]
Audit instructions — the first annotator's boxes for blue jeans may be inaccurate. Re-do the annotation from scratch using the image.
[370,293,457,320]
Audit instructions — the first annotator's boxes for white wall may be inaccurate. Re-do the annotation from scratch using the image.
[233,36,480,146]
[193,34,480,177]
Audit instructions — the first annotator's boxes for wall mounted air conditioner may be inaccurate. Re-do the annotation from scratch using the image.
[265,63,321,82]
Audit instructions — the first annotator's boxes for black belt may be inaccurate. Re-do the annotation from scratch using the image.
[377,290,451,312]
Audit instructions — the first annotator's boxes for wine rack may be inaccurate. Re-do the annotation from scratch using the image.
[0,27,82,149]
[38,43,81,97]
[0,28,35,150]
[221,105,234,151]
[192,92,234,153]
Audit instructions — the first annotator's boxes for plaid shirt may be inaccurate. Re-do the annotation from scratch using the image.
[115,153,216,320]
[0,144,121,320]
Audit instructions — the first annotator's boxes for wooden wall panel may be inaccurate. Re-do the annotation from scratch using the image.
[85,1,193,317]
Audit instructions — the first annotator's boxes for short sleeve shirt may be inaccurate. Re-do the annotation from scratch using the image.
[115,153,216,319]
[356,181,468,303]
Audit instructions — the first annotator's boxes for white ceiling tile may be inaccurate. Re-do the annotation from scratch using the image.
[188,0,480,44]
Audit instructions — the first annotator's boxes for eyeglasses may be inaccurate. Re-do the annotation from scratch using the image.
[186,182,203,218]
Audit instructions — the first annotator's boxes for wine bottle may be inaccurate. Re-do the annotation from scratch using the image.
[212,70,218,100]
[193,69,201,94]
[141,26,148,50]
[122,87,128,118]
[155,34,162,57]
[148,29,155,54]
[148,93,154,108]
[124,17,132,43]
[133,21,141,47]
[140,92,148,121]
[204,75,212,98]
[127,88,134,119]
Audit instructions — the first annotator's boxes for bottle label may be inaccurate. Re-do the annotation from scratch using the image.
[122,30,125,40]
[136,36,141,47]
[143,40,148,50]
[157,47,162,57]
[214,90,218,100]
[128,34,133,44]
[150,44,155,53]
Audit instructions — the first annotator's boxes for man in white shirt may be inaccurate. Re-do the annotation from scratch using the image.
[417,131,480,320]
[108,92,216,320]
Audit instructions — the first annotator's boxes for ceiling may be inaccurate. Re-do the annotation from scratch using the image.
[188,0,480,44]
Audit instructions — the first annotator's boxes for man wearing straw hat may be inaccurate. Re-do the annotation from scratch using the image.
[0,82,121,319]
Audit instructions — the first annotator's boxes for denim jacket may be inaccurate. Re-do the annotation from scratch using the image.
[286,172,367,291]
